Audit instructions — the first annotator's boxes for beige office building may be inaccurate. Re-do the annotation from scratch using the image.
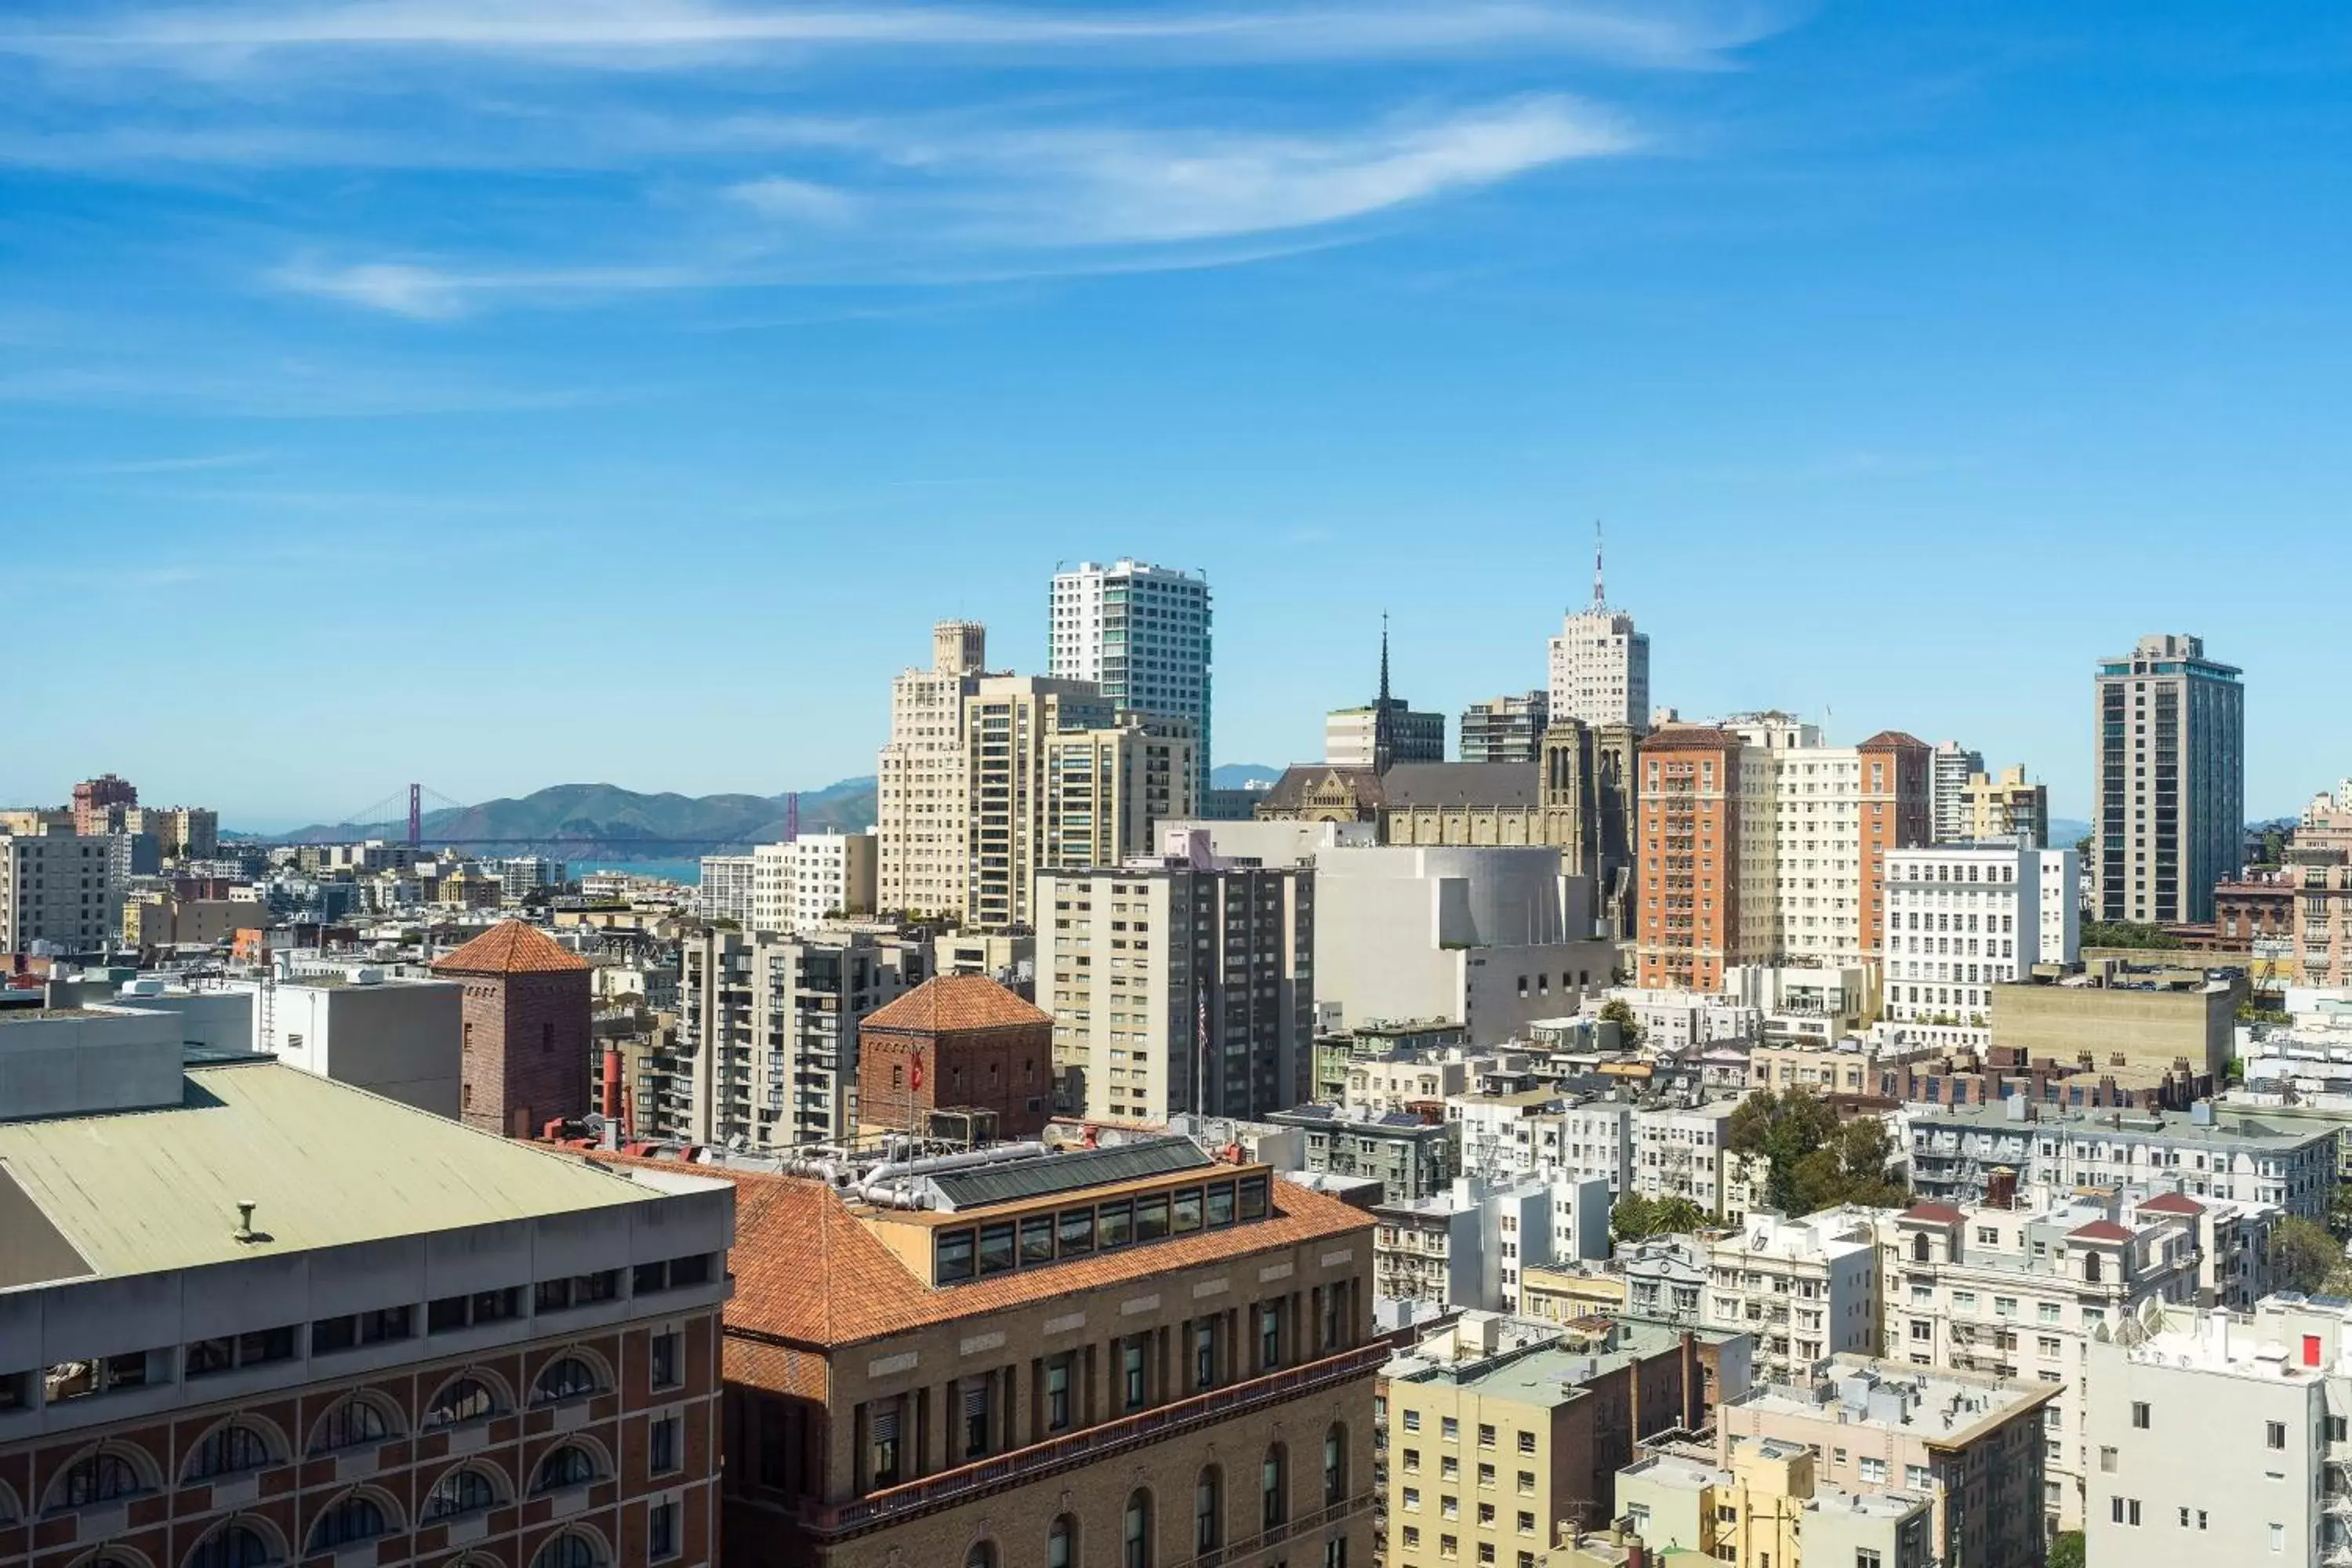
[1040,852,1312,1123]
[1958,765,2049,847]
[0,830,122,952]
[877,620,986,920]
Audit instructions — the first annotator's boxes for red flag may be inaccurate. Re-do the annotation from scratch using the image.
[909,1054,925,1091]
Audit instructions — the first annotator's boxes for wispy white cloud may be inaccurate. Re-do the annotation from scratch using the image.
[726,176,857,224]
[270,256,725,318]
[52,450,273,474]
[1,0,1787,73]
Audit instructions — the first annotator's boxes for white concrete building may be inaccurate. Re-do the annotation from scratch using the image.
[236,967,465,1119]
[1882,841,2081,1030]
[1040,847,1313,1123]
[1702,1207,1879,1387]
[1926,740,1985,844]
[750,840,793,933]
[1632,1098,1740,1217]
[1595,986,1762,1051]
[784,829,877,930]
[2088,1296,2352,1568]
[1547,554,1650,731]
[695,853,757,926]
[1049,557,1213,800]
[1371,1173,1610,1312]
[1310,844,1616,1047]
[0,832,123,953]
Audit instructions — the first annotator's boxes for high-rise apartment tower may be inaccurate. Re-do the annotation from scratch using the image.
[2094,633,2244,924]
[1051,559,1213,799]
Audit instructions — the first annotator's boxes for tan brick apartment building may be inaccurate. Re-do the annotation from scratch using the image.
[684,1138,1381,1568]
[1634,720,1929,991]
[434,920,595,1138]
[0,1030,733,1568]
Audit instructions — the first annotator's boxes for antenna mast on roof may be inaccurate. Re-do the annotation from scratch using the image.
[1592,520,1606,609]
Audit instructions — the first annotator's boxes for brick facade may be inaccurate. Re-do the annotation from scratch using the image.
[434,923,593,1138]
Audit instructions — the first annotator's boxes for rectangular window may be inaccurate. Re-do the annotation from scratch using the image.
[2268,1421,2287,1450]
[1135,1195,1171,1243]
[1058,1207,1097,1256]
[1239,1175,1270,1220]
[1172,1188,1204,1234]
[1099,1200,1135,1250]
[649,1498,679,1561]
[2132,1402,2151,1430]
[1261,1303,1283,1369]
[978,1223,1018,1276]
[869,1403,902,1486]
[1196,1322,1216,1390]
[1123,1341,1148,1410]
[1207,1183,1236,1227]
[1858,1457,1886,1484]
[652,1329,683,1391]
[1047,1356,1073,1432]
[650,1414,681,1475]
[962,1382,991,1459]
[936,1229,977,1283]
[1021,1215,1057,1265]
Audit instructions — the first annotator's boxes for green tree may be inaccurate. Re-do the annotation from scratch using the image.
[1598,997,1644,1050]
[2047,1531,2085,1568]
[2269,1216,2347,1295]
[1728,1088,1907,1217]
[1611,1194,1708,1243]
[2080,920,2183,951]
[2330,1182,2352,1243]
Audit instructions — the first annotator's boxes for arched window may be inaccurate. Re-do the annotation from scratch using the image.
[1123,1488,1152,1568]
[1323,1423,1348,1505]
[533,1534,600,1568]
[533,1357,599,1405]
[183,1424,274,1483]
[308,1494,390,1553]
[1047,1515,1077,1568]
[1261,1444,1288,1530]
[187,1524,273,1568]
[963,1544,997,1568]
[423,1468,499,1521]
[2085,1251,2103,1284]
[532,1447,597,1494]
[1911,1232,1931,1264]
[56,1451,141,1510]
[424,1377,497,1430]
[311,1397,395,1455]
[1195,1466,1222,1552]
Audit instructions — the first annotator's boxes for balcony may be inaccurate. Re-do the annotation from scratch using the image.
[797,1342,1391,1541]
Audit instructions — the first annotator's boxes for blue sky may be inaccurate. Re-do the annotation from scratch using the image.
[2,2,2347,829]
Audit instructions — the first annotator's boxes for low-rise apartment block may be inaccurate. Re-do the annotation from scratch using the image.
[1717,1356,2055,1568]
[1907,1098,2336,1220]
[1372,1176,1612,1313]
[1271,1103,1458,1204]
[1700,1208,1878,1387]
[1872,1191,2264,1530]
[1882,841,2078,1033]
[1382,1312,1748,1568]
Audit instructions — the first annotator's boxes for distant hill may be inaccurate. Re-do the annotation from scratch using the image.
[275,777,877,854]
[2049,818,2091,848]
[1212,764,1281,788]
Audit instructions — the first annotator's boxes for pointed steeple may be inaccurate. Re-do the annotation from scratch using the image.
[1374,612,1396,774]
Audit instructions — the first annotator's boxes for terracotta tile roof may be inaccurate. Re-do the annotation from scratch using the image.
[431,919,590,975]
[1638,726,1748,753]
[860,974,1051,1035]
[1858,730,1931,750]
[608,1158,1371,1353]
[1897,1202,1967,1225]
[2069,1219,2136,1243]
[2135,1192,2205,1216]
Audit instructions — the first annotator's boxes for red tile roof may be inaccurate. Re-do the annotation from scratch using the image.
[431,919,590,975]
[2135,1192,2205,1216]
[861,974,1052,1035]
[2069,1219,2136,1243]
[597,1158,1370,1352]
[1898,1203,1967,1225]
[1859,730,1931,750]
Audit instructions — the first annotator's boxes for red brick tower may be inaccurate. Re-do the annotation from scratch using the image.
[432,919,593,1137]
[857,974,1054,1140]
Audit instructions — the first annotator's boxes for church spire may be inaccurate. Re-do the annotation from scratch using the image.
[1374,612,1395,774]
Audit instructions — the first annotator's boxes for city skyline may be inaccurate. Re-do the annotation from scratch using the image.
[5,4,2348,822]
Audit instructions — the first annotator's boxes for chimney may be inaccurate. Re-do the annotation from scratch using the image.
[233,1200,259,1242]
[2211,1308,2230,1361]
